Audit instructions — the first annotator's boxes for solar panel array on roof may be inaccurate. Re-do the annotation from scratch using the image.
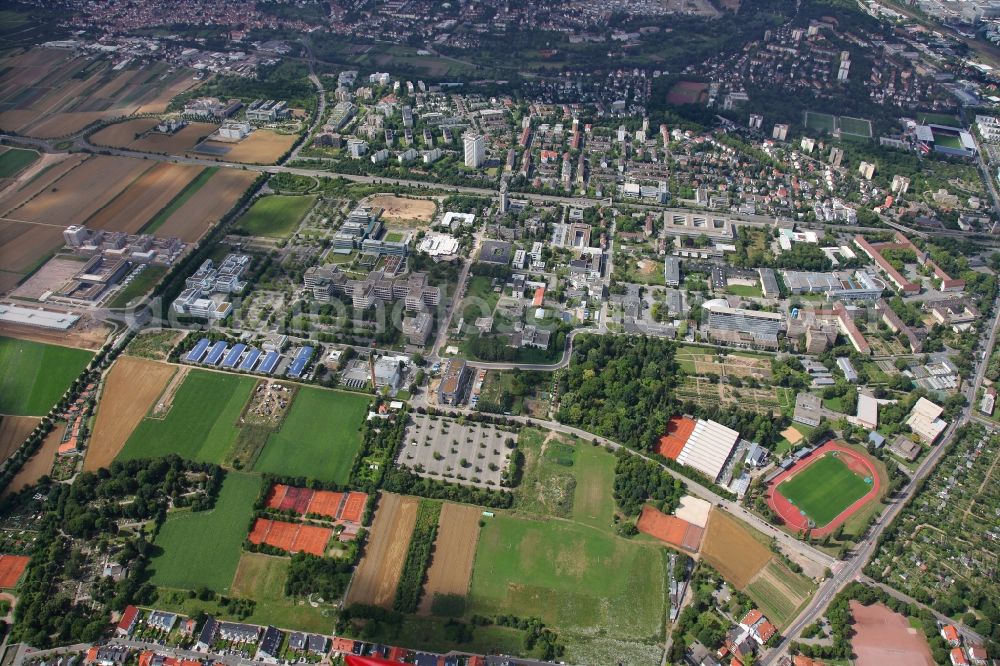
[185,338,211,363]
[222,343,247,368]
[259,350,280,374]
[239,348,261,371]
[287,346,313,378]
[205,341,228,365]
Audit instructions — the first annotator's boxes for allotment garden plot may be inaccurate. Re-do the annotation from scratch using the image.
[397,413,518,489]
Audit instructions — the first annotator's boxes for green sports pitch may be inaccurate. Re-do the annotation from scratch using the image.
[0,337,93,416]
[233,194,316,239]
[776,453,872,527]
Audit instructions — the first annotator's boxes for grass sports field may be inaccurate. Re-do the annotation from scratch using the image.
[254,387,370,483]
[117,370,255,464]
[777,453,872,527]
[0,337,92,416]
[150,471,260,591]
[468,513,667,641]
[0,148,38,177]
[234,194,315,238]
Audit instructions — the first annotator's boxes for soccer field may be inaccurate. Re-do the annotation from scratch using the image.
[150,471,261,591]
[0,337,93,416]
[234,194,316,238]
[468,514,667,640]
[777,454,872,527]
[254,387,370,483]
[117,370,255,464]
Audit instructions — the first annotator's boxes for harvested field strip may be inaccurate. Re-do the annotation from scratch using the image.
[142,166,218,234]
[393,499,442,612]
[2,423,64,497]
[84,357,176,472]
[0,415,39,462]
[745,560,814,629]
[84,162,203,234]
[346,493,418,608]
[419,503,482,615]
[0,154,85,218]
[156,168,257,242]
[11,156,153,228]
[700,509,772,589]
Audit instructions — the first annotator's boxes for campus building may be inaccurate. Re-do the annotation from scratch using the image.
[703,299,784,348]
[438,358,471,405]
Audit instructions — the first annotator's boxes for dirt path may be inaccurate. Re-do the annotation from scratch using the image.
[150,366,189,419]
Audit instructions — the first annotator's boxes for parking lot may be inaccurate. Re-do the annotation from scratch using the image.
[396,413,517,489]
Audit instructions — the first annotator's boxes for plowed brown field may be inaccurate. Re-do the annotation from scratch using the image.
[85,357,175,472]
[85,162,203,234]
[0,416,39,462]
[700,509,772,589]
[156,168,257,241]
[346,493,418,608]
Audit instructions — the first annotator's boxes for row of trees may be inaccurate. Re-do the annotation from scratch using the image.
[392,500,441,613]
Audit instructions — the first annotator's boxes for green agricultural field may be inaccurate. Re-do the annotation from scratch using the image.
[150,471,260,591]
[234,194,316,238]
[117,370,255,464]
[254,387,370,483]
[142,167,217,234]
[777,454,872,527]
[0,148,38,177]
[468,513,667,641]
[0,337,92,416]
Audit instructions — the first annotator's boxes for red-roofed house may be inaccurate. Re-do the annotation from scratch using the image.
[117,605,140,636]
[739,609,763,627]
[951,647,969,666]
[942,625,961,646]
[756,620,777,644]
[330,637,355,654]
[532,287,545,308]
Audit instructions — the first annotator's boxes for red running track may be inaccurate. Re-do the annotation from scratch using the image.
[765,440,881,538]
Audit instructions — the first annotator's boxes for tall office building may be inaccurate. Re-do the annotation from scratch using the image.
[464,132,486,168]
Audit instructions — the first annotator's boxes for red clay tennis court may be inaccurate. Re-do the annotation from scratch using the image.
[340,491,367,523]
[307,490,344,519]
[655,416,695,460]
[279,486,313,514]
[0,555,29,588]
[637,505,704,552]
[264,484,289,510]
[248,518,332,556]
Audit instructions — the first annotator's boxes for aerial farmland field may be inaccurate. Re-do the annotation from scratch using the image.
[117,369,255,464]
[0,336,92,416]
[234,194,316,238]
[150,471,260,591]
[253,386,370,483]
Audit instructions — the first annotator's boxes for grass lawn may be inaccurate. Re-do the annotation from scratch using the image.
[234,194,316,239]
[726,284,762,298]
[570,442,616,529]
[777,454,872,527]
[0,148,38,177]
[461,275,500,323]
[0,337,92,415]
[468,513,667,640]
[118,370,255,464]
[348,613,529,657]
[142,167,218,234]
[253,387,370,483]
[822,396,845,413]
[107,265,167,309]
[150,471,260,591]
